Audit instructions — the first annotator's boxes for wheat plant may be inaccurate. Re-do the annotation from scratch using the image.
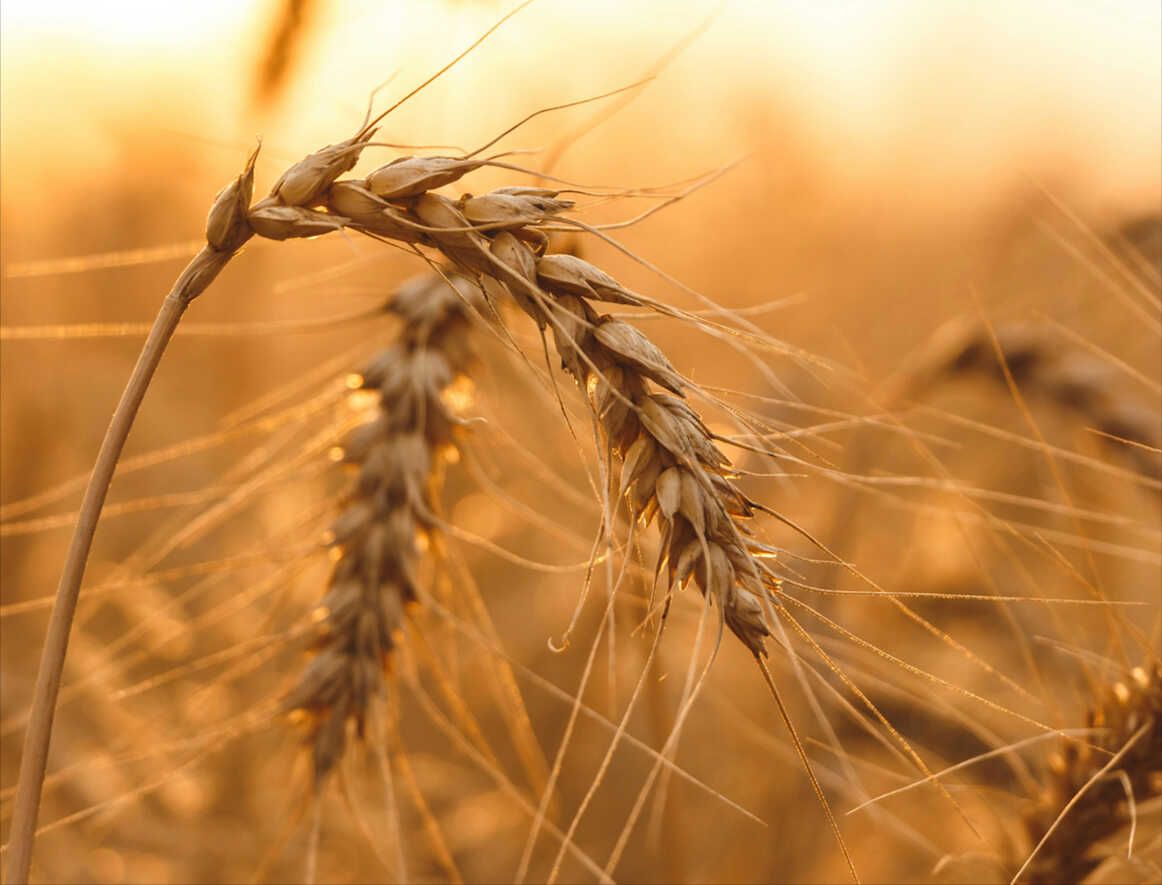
[1,4,1159,884]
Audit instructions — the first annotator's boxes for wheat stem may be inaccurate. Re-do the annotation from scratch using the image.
[4,244,245,884]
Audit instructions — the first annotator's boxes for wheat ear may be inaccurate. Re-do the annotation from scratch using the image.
[246,148,850,871]
[1013,660,1162,884]
[3,145,259,884]
[451,232,860,880]
[227,152,770,653]
[281,270,482,785]
[903,318,1162,482]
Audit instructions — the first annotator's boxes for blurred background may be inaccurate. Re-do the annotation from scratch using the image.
[1,1,1159,883]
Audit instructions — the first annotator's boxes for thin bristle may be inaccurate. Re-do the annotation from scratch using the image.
[756,652,861,884]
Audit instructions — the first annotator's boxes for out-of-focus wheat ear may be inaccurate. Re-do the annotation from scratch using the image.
[896,317,1162,483]
[4,143,260,885]
[251,0,317,108]
[281,272,483,791]
[1013,660,1162,884]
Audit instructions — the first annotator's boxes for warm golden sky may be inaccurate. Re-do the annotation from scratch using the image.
[2,0,1159,215]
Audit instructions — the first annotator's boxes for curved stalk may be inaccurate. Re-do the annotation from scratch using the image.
[4,243,246,884]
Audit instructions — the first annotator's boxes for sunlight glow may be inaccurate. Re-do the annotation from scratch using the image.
[2,0,243,48]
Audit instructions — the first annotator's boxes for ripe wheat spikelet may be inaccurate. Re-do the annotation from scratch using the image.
[1013,659,1162,884]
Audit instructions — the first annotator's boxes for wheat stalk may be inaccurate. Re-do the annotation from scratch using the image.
[3,147,259,884]
[14,116,1110,885]
[253,0,317,107]
[5,7,1157,882]
[17,23,1097,883]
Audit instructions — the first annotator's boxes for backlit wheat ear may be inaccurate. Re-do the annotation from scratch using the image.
[282,272,483,785]
[258,125,857,872]
[467,234,861,881]
[480,237,774,654]
[1013,660,1162,884]
[303,151,771,652]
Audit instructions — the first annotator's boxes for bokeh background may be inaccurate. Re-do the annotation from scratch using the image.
[1,1,1159,883]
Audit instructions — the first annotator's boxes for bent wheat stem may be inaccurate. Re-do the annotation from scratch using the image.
[5,141,259,878]
[5,234,252,884]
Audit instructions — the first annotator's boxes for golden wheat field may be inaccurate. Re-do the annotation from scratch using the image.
[1,2,1160,883]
